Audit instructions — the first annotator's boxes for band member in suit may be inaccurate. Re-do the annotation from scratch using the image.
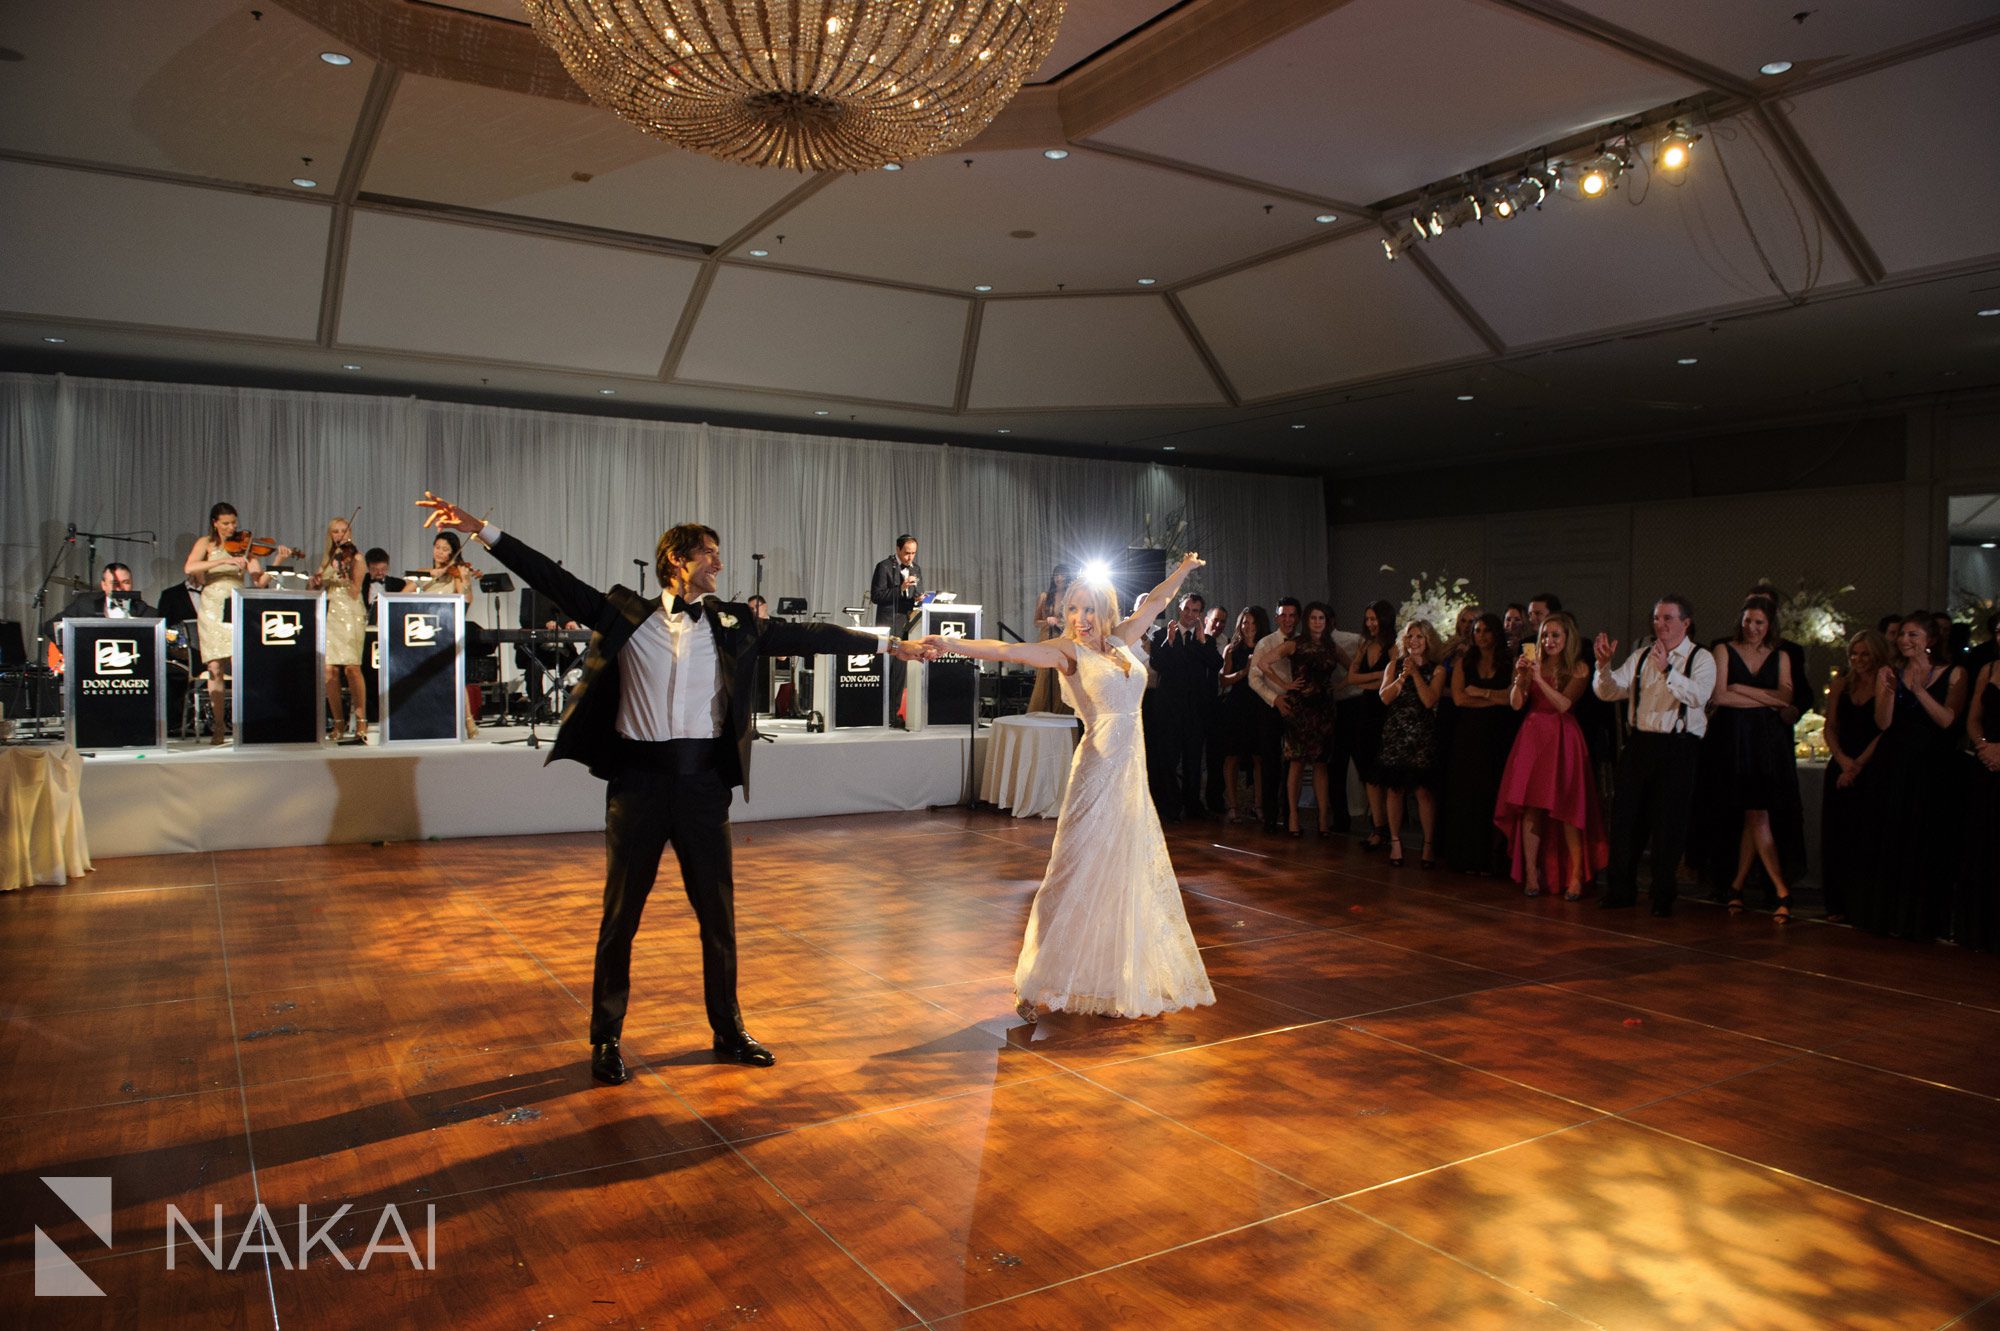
[418,492,921,1085]
[42,563,159,640]
[870,534,921,723]
[361,547,407,608]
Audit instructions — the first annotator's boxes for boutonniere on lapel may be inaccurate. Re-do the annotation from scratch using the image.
[714,609,739,629]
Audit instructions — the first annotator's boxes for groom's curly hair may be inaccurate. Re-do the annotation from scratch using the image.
[655,522,720,588]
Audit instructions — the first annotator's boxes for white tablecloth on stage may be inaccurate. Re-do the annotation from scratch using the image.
[979,713,1082,818]
[2,744,91,890]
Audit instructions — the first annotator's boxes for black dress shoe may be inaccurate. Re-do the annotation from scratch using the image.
[712,1032,776,1067]
[590,1041,629,1086]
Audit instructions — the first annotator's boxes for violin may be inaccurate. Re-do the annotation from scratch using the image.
[221,530,300,561]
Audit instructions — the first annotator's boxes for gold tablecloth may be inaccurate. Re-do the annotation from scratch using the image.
[2,744,91,889]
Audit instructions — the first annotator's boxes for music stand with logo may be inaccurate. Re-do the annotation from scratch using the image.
[232,589,326,747]
[62,617,169,752]
[814,626,890,728]
[377,592,465,743]
[907,602,981,732]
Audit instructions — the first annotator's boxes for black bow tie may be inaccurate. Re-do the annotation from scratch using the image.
[671,596,704,621]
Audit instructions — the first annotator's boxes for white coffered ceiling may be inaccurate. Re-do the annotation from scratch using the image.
[3,0,1998,476]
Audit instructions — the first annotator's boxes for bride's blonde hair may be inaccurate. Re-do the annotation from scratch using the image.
[1060,580,1131,673]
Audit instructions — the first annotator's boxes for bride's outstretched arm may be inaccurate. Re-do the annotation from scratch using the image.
[919,635,1073,669]
[1113,553,1204,646]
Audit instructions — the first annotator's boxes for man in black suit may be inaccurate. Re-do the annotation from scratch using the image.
[1148,592,1221,820]
[360,547,407,609]
[870,533,921,722]
[420,493,920,1085]
[42,563,158,640]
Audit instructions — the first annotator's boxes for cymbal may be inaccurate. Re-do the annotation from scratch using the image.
[46,575,89,592]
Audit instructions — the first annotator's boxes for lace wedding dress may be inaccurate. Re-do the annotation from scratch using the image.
[1014,639,1215,1018]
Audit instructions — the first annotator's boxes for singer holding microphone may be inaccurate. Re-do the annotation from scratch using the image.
[870,534,922,726]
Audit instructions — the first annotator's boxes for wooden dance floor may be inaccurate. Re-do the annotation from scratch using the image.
[5,811,2000,1329]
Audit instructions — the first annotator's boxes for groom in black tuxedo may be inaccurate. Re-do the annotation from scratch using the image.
[421,493,920,1085]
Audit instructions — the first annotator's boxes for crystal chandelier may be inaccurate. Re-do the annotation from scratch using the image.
[523,1,1067,172]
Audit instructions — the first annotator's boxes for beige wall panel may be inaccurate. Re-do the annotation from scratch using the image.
[1091,0,1696,203]
[0,162,328,340]
[0,0,374,189]
[366,74,805,246]
[1788,35,2000,276]
[1180,232,1489,398]
[1426,114,1857,348]
[339,211,697,373]
[969,296,1223,409]
[677,267,965,406]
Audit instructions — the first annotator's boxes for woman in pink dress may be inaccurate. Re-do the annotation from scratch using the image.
[1494,612,1609,898]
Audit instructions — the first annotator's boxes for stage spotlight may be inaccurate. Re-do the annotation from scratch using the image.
[1408,214,1428,243]
[1576,152,1623,199]
[1080,560,1113,586]
[1491,188,1515,219]
[1657,124,1697,171]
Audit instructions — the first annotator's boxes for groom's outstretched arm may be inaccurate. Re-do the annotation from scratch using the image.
[756,618,902,661]
[416,491,608,627]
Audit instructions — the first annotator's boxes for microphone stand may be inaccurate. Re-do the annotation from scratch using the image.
[29,525,80,669]
[632,558,647,598]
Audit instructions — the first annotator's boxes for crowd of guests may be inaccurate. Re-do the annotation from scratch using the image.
[1023,566,1999,953]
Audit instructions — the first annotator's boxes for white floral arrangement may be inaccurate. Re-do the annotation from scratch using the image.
[1768,577,1853,647]
[1382,566,1480,639]
[1792,710,1829,760]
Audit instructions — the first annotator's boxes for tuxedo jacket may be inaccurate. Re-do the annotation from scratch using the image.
[869,556,922,629]
[44,591,160,640]
[489,531,882,793]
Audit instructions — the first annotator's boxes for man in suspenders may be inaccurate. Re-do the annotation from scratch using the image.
[1592,596,1717,917]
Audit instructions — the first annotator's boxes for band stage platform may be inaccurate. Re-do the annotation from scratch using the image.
[76,719,989,857]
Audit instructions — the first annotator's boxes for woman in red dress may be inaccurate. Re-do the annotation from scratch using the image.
[1494,612,1609,898]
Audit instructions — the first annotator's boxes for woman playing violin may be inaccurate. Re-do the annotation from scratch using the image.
[309,514,368,744]
[183,502,298,744]
[422,529,483,733]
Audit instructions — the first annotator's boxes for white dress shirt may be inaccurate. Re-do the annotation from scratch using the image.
[1593,636,1716,737]
[479,523,723,742]
[1249,630,1291,706]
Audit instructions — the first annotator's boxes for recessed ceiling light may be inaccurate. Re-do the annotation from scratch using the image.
[1985,542,1998,550]
[1136,278,1156,285]
[292,177,318,189]
[1677,357,1699,365]
[42,336,66,344]
[320,52,353,66]
[748,248,769,257]
[814,409,829,416]
[341,363,362,370]
[1162,446,1176,451]
[1042,148,1069,160]
[1314,214,1338,224]
[1456,394,1475,401]
[996,428,1011,434]
[881,163,901,171]
[973,284,992,292]
[598,388,616,395]
[1979,308,2000,317]
[1759,60,1792,76]
[1290,423,1306,430]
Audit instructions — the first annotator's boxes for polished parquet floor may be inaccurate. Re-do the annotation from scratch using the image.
[4,808,2000,1330]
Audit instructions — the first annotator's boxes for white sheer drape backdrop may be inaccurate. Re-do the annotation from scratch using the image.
[1,374,1326,648]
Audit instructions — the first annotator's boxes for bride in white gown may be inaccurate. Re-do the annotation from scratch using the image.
[921,553,1214,1021]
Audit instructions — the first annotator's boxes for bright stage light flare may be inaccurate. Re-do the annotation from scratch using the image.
[1080,560,1113,586]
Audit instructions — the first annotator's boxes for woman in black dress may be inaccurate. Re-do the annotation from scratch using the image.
[1344,599,1397,850]
[1959,658,2000,952]
[1267,602,1345,836]
[1820,630,1895,925]
[1859,613,1970,940]
[1216,606,1271,824]
[1703,596,1803,919]
[1440,612,1518,874]
[1377,619,1446,867]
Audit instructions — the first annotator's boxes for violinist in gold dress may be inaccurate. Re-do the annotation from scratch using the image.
[182,502,299,744]
[310,515,368,744]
